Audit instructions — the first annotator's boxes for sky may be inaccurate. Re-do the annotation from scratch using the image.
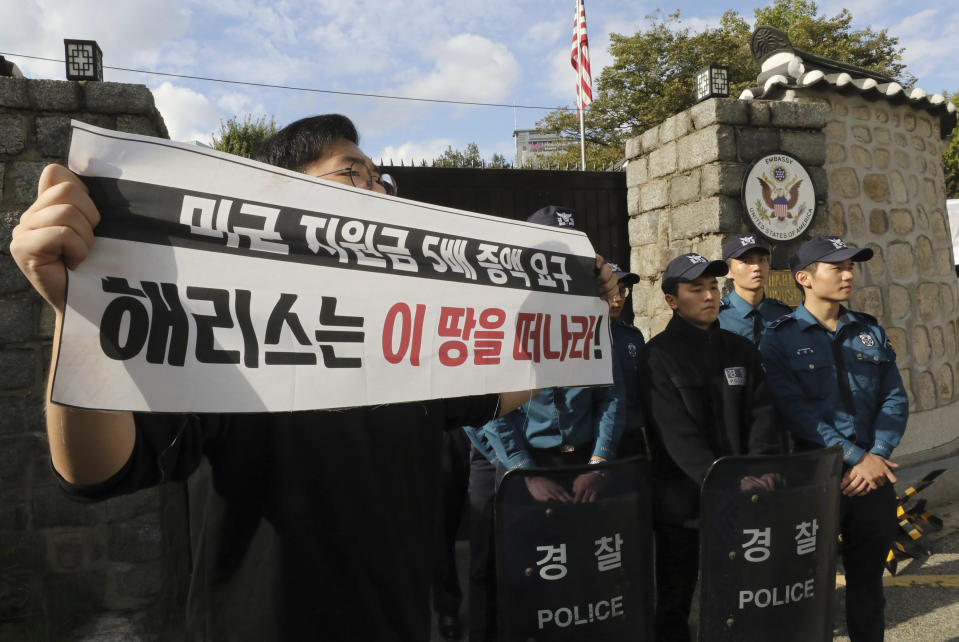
[2,0,958,165]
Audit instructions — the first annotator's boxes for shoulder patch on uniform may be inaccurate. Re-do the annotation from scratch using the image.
[767,314,794,330]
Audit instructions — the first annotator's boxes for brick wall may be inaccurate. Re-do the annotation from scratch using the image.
[0,77,187,641]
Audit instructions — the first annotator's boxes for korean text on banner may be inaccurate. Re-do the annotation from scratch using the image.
[51,122,612,413]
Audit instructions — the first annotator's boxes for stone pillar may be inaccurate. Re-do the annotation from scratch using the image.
[624,98,828,338]
[0,77,187,640]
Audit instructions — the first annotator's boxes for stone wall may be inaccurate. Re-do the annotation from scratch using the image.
[624,98,828,338]
[0,77,187,641]
[813,90,957,454]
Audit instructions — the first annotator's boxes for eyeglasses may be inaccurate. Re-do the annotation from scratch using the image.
[314,160,398,196]
[617,284,632,297]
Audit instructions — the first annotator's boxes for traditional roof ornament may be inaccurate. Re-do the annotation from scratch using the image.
[740,26,956,138]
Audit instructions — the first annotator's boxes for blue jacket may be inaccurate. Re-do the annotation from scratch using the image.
[612,319,646,438]
[461,424,497,463]
[718,290,792,344]
[759,304,908,466]
[482,384,621,470]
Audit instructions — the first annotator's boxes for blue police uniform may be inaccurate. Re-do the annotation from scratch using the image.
[611,319,646,455]
[759,303,908,642]
[483,385,622,469]
[758,304,908,465]
[718,290,792,344]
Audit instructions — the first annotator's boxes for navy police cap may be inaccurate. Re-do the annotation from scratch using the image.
[790,236,873,274]
[661,253,728,293]
[722,233,770,260]
[527,205,576,228]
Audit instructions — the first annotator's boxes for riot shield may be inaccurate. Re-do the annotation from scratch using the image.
[699,447,842,642]
[495,456,653,642]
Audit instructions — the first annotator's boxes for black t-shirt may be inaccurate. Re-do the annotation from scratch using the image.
[58,396,500,641]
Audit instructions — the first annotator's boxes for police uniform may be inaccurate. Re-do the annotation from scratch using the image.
[612,318,646,456]
[718,233,792,344]
[718,290,792,344]
[759,236,908,642]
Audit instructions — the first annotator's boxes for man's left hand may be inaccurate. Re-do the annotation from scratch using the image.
[572,471,605,503]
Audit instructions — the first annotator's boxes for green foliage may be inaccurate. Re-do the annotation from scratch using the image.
[211,114,278,158]
[431,142,510,168]
[944,93,959,199]
[536,0,911,167]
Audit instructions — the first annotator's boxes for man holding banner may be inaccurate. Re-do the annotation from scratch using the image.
[10,113,619,641]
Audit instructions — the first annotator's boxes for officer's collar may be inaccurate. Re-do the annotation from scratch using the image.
[794,303,857,332]
[726,289,765,314]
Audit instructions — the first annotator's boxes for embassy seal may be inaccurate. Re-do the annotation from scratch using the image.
[742,153,816,242]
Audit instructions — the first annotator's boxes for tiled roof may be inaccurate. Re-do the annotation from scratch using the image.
[740,27,957,138]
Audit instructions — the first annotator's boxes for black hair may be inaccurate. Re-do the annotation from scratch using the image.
[793,261,820,299]
[661,279,678,296]
[253,114,359,171]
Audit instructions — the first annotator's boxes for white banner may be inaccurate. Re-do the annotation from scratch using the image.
[51,122,613,412]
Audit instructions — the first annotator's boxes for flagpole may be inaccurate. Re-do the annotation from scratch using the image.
[578,45,586,171]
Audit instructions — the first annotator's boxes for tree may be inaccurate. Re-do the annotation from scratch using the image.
[211,114,278,158]
[536,0,911,168]
[431,142,511,168]
[945,93,959,199]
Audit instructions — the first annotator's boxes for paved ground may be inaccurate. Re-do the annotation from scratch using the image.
[431,499,959,641]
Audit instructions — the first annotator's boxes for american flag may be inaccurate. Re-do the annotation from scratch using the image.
[571,0,592,115]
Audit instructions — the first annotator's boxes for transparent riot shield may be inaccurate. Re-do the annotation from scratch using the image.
[495,456,653,642]
[699,447,842,642]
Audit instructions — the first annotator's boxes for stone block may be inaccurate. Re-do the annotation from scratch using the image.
[912,326,931,365]
[941,283,956,317]
[904,113,916,132]
[701,162,746,197]
[869,209,887,234]
[937,363,953,402]
[109,514,164,563]
[677,124,736,171]
[659,112,691,143]
[35,116,72,158]
[690,98,748,129]
[917,282,940,319]
[669,169,701,206]
[0,114,25,155]
[649,141,677,178]
[747,100,772,125]
[0,209,17,248]
[901,367,915,406]
[28,79,81,111]
[84,82,156,114]
[853,286,884,320]
[865,243,884,279]
[627,186,641,215]
[0,434,46,482]
[931,209,950,246]
[847,205,865,236]
[0,396,24,435]
[116,114,161,137]
[640,178,668,212]
[916,236,934,276]
[851,125,872,144]
[769,101,828,129]
[0,348,36,390]
[0,78,30,107]
[779,130,826,165]
[850,145,872,169]
[916,370,936,410]
[887,327,907,358]
[0,163,5,201]
[0,496,27,530]
[946,319,958,355]
[824,121,845,141]
[625,157,647,188]
[936,248,953,277]
[852,105,870,121]
[625,135,642,160]
[873,127,891,144]
[874,149,889,170]
[862,174,889,202]
[51,532,87,570]
[887,242,915,281]
[826,143,846,163]
[12,162,46,205]
[39,303,55,339]
[737,127,779,162]
[932,325,945,358]
[668,196,741,240]
[116,561,164,600]
[889,172,908,204]
[894,150,910,168]
[0,297,37,343]
[628,211,659,246]
[830,167,860,198]
[0,530,46,571]
[640,126,659,154]
[887,284,912,321]
[0,255,30,296]
[889,209,913,234]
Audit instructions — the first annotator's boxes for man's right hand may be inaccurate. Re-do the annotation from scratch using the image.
[10,164,100,314]
[841,453,898,497]
[525,476,574,503]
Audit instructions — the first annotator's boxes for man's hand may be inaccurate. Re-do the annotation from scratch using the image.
[10,164,100,314]
[739,472,784,493]
[840,453,898,497]
[595,254,618,303]
[525,476,574,503]
[572,471,605,503]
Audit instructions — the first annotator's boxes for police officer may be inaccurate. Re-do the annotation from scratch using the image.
[606,262,647,457]
[718,233,792,344]
[640,253,783,642]
[759,236,908,642]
